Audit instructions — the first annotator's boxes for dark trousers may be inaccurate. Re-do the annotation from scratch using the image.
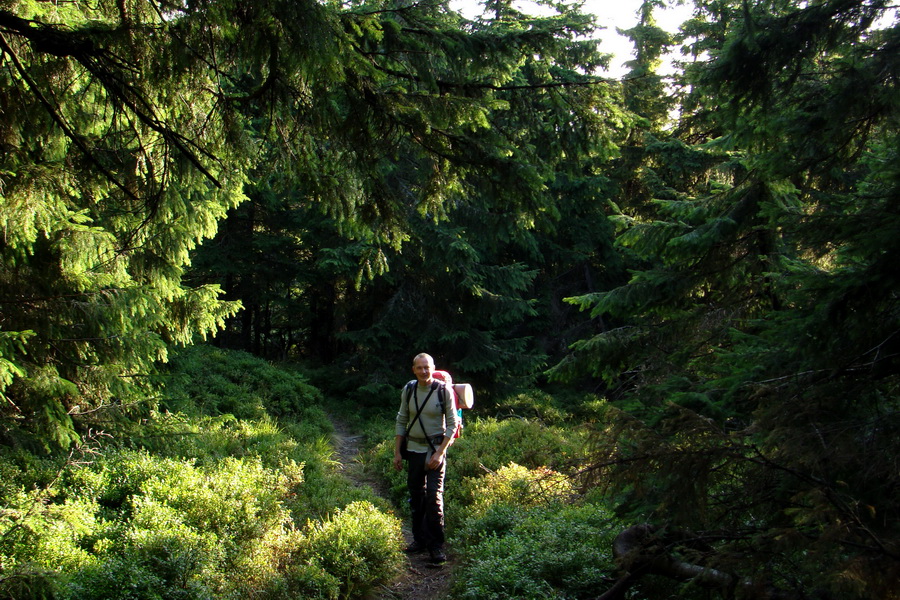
[406,451,446,550]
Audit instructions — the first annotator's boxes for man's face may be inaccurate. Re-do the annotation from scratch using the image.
[412,357,434,385]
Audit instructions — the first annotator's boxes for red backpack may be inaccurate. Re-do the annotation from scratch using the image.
[432,370,473,438]
[403,370,474,438]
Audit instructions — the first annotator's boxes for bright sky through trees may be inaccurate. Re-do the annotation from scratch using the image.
[582,0,693,76]
[450,0,695,77]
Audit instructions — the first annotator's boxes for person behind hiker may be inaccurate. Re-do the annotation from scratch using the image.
[393,352,459,564]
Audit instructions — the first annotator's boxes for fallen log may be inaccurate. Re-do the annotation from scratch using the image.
[596,524,797,600]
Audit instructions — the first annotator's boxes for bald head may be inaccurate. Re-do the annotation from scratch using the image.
[412,353,435,386]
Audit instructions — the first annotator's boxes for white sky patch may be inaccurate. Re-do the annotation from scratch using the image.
[449,0,695,78]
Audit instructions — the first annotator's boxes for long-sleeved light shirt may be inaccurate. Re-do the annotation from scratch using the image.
[395,381,460,453]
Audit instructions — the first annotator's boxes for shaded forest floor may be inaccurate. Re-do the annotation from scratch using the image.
[331,421,458,600]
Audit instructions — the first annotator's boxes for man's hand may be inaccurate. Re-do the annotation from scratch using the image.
[427,448,445,471]
[393,452,403,471]
[427,436,453,470]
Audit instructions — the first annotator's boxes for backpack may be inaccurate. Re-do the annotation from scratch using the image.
[404,370,474,439]
[433,370,474,410]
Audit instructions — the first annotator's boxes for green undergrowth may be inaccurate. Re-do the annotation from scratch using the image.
[1,345,630,600]
[0,345,402,600]
[454,498,618,599]
[447,420,624,599]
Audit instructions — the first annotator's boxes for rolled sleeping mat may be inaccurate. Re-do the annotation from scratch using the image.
[453,383,474,409]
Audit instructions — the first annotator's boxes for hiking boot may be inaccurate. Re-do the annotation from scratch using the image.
[404,541,427,554]
[428,547,447,563]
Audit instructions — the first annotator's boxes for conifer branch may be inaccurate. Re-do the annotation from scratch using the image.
[0,9,223,190]
[744,446,900,560]
[344,0,443,18]
[368,59,611,92]
[0,29,139,203]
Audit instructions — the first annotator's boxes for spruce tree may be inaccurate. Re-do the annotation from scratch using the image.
[0,1,246,448]
[552,0,900,596]
[188,0,634,387]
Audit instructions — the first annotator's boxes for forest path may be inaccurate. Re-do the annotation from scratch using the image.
[330,419,457,600]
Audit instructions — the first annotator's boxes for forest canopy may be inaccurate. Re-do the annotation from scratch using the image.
[2,0,900,598]
[0,0,624,443]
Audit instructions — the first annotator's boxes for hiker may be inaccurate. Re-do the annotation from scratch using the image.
[393,352,459,564]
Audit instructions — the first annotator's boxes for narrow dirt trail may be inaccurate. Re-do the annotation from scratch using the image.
[331,420,458,600]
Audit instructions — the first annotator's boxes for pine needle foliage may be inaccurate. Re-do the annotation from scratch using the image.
[0,0,249,450]
[0,0,632,446]
[186,0,634,386]
[552,0,900,597]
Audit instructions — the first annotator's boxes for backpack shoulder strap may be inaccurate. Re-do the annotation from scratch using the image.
[436,382,445,412]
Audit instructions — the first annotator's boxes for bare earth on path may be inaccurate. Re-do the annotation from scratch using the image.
[331,419,458,600]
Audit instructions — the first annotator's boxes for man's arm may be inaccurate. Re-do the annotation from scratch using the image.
[393,434,405,471]
[393,385,411,471]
